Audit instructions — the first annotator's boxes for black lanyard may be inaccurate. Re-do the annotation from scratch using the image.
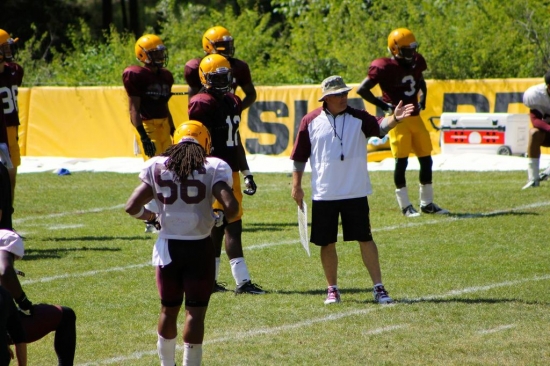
[327,112,346,161]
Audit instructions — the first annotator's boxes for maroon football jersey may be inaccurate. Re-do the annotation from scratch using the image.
[122,65,174,120]
[188,92,243,171]
[367,54,427,115]
[0,62,24,127]
[184,57,253,94]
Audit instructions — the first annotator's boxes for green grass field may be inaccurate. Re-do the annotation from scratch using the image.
[11,169,550,365]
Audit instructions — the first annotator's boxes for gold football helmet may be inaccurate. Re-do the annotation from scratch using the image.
[387,28,418,64]
[134,34,168,67]
[0,29,18,62]
[202,26,235,58]
[174,120,212,153]
[199,54,232,93]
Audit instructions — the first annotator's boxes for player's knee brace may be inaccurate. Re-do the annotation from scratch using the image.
[418,156,433,184]
[161,298,184,308]
[394,158,409,187]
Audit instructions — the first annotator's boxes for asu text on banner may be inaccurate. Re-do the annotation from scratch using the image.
[16,78,546,158]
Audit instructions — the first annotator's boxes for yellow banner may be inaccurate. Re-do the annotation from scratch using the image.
[17,78,548,158]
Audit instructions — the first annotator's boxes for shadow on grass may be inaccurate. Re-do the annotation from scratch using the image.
[261,288,547,306]
[243,222,301,233]
[24,247,121,260]
[448,211,538,219]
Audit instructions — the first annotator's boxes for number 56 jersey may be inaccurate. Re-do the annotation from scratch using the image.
[139,156,233,240]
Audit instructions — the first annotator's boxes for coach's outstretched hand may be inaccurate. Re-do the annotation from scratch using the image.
[393,100,415,122]
[243,175,257,195]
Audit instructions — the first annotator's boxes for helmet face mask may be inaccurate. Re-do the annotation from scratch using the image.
[0,29,17,62]
[174,121,212,154]
[388,28,418,66]
[199,54,232,94]
[202,26,235,58]
[135,34,168,68]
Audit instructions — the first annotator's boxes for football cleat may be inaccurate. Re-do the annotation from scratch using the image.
[213,281,228,293]
[420,202,449,214]
[539,166,550,181]
[402,205,420,217]
[373,285,393,304]
[522,180,540,190]
[324,287,341,305]
[235,281,265,295]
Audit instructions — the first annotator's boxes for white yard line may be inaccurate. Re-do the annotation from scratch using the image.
[20,200,550,285]
[77,274,550,366]
[13,204,125,225]
[478,324,516,335]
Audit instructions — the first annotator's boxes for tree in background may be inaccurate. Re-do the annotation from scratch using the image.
[6,0,550,86]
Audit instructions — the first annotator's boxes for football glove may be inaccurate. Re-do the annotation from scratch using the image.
[243,175,257,196]
[15,292,33,316]
[141,137,156,157]
[145,214,161,231]
[212,209,225,227]
[418,100,426,111]
[383,103,395,112]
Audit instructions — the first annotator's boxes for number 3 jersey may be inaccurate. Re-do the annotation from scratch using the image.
[367,54,427,116]
[139,156,233,240]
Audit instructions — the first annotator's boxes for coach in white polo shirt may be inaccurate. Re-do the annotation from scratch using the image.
[290,75,414,305]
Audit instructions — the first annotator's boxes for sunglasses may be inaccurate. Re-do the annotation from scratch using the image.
[331,91,349,98]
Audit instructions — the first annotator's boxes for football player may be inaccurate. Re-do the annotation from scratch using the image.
[123,34,176,233]
[188,54,264,294]
[357,27,449,217]
[521,71,550,189]
[125,121,239,366]
[184,26,257,110]
[1,285,27,366]
[0,229,77,366]
[0,29,23,205]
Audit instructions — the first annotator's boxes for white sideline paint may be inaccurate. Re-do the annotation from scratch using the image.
[478,324,516,335]
[17,153,550,174]
[77,274,550,366]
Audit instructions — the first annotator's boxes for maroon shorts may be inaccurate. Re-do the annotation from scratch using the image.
[19,304,63,343]
[156,237,215,308]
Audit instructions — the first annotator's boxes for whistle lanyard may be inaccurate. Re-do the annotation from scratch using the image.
[327,113,346,161]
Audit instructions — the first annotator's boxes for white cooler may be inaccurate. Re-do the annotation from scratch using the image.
[440,113,530,156]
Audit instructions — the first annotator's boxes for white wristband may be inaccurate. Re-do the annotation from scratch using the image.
[130,206,145,218]
[241,170,252,177]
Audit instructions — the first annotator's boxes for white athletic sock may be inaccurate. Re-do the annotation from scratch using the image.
[230,257,250,285]
[215,257,221,281]
[157,334,176,366]
[395,187,412,209]
[528,158,540,181]
[183,343,202,366]
[419,183,434,207]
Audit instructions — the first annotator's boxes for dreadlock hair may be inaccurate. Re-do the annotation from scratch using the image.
[162,142,207,183]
